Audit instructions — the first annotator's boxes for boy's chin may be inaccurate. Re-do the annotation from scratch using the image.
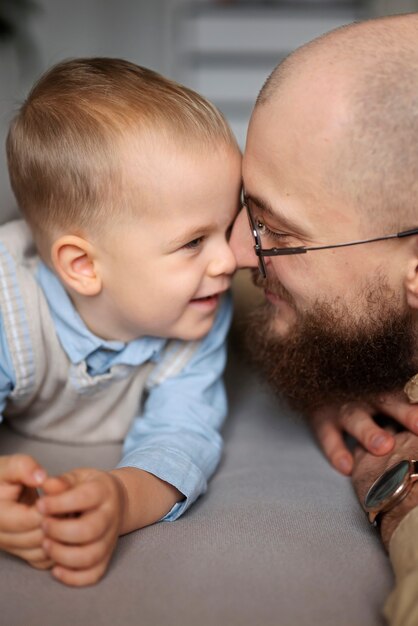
[174,316,216,342]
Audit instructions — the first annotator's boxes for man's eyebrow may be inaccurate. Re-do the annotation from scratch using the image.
[244,193,310,237]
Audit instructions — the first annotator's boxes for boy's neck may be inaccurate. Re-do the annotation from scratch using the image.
[69,289,135,343]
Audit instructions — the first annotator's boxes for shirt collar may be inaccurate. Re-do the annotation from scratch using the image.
[36,261,167,367]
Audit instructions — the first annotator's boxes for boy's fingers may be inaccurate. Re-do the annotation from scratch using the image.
[52,560,108,587]
[43,509,108,545]
[0,455,46,488]
[0,527,44,550]
[0,502,42,533]
[0,482,23,501]
[42,476,73,496]
[6,545,50,564]
[37,482,101,516]
[29,558,55,571]
[43,535,111,570]
[311,413,353,475]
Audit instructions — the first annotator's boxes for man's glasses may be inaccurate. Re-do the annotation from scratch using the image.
[244,202,418,279]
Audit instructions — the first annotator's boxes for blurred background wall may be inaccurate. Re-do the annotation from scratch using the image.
[0,0,417,219]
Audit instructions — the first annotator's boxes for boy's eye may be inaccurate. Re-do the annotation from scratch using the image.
[184,236,204,250]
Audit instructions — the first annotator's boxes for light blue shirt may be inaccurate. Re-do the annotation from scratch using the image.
[0,262,232,521]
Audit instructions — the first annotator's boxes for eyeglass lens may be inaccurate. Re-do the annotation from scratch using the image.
[244,204,267,278]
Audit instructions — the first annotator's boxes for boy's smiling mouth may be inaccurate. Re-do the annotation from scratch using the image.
[189,289,228,310]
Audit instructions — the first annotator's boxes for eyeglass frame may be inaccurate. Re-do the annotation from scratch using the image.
[243,201,418,279]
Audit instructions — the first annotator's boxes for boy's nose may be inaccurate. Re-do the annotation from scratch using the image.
[229,207,259,270]
[208,240,237,277]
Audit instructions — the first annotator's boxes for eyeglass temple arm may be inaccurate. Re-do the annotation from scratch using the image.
[258,247,308,256]
[398,228,418,238]
[258,227,418,257]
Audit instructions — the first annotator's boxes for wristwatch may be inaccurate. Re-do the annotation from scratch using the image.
[363,459,418,527]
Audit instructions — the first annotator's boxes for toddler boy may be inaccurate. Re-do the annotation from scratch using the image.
[0,58,241,586]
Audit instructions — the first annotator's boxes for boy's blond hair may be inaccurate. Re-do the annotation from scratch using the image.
[6,58,237,239]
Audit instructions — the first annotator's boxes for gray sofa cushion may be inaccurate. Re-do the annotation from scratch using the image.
[0,351,392,626]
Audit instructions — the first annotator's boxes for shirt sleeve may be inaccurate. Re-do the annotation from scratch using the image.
[117,293,233,521]
[0,309,16,418]
[384,506,418,626]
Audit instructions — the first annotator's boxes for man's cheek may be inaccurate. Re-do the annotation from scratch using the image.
[270,301,298,336]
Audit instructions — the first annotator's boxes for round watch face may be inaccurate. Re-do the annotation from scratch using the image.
[364,460,410,509]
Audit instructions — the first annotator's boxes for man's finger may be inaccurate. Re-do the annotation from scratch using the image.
[311,414,353,475]
[376,394,418,434]
[0,455,46,488]
[340,406,395,455]
[352,444,367,463]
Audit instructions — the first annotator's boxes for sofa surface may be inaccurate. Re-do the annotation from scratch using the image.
[0,350,392,626]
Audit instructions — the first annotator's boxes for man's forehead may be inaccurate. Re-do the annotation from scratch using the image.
[243,94,359,233]
[242,113,316,232]
[243,146,360,242]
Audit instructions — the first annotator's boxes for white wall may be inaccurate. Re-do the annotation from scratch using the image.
[0,0,416,220]
[372,0,418,14]
[0,0,172,220]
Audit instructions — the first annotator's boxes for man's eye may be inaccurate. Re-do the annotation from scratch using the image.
[256,218,288,242]
[184,237,204,249]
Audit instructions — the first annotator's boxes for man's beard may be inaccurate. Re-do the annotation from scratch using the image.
[244,272,418,413]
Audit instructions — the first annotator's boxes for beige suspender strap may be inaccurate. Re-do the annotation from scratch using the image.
[145,339,201,389]
[0,240,36,399]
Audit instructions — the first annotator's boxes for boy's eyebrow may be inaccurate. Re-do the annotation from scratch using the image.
[244,192,310,237]
[167,208,239,248]
[167,225,210,247]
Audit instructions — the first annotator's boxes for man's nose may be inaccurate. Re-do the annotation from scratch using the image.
[229,206,259,269]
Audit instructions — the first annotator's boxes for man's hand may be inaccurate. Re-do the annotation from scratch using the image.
[351,431,418,550]
[37,468,125,587]
[310,392,418,475]
[0,454,53,569]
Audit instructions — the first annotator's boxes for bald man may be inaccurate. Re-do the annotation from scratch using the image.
[230,14,418,626]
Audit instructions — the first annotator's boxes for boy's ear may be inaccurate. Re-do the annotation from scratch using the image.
[51,235,102,296]
[405,238,418,310]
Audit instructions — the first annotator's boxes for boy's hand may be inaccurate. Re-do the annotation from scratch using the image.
[0,454,53,569]
[37,468,125,587]
[310,392,418,475]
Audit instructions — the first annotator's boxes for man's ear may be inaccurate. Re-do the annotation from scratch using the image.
[50,235,102,296]
[405,239,418,310]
